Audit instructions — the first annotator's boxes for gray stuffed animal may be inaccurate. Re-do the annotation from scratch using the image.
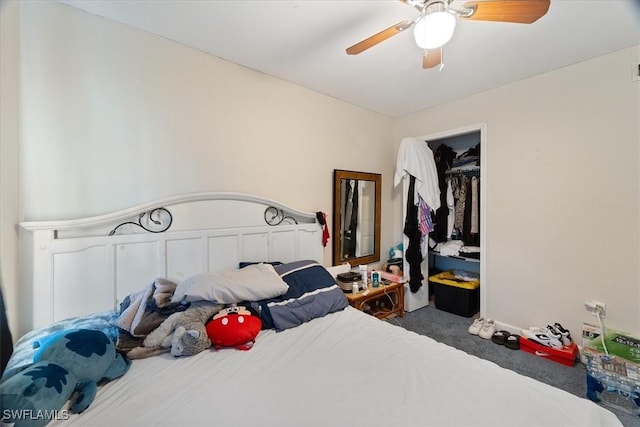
[143,301,222,356]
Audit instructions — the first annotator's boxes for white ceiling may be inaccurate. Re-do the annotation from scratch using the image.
[59,0,640,117]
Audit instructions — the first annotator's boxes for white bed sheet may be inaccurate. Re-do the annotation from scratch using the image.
[54,307,621,427]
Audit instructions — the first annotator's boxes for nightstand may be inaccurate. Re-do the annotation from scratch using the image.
[345,281,404,319]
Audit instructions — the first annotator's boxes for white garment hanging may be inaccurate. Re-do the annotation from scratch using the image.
[394,137,440,211]
[471,176,479,234]
[446,178,455,240]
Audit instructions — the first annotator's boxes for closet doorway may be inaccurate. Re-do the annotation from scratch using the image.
[405,123,487,317]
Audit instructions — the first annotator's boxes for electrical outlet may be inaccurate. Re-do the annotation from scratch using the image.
[584,301,606,318]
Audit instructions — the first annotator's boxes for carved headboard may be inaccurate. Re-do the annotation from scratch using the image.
[20,192,323,332]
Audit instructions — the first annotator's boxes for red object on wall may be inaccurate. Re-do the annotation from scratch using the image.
[316,211,330,247]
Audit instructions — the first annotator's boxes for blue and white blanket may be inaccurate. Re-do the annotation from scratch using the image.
[2,310,119,381]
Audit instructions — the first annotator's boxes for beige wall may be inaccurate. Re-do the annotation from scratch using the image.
[19,1,394,223]
[393,45,640,338]
[0,0,20,340]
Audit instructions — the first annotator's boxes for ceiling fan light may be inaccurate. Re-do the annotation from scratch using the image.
[413,11,456,50]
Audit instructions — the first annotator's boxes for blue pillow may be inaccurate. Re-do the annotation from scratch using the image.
[253,260,348,331]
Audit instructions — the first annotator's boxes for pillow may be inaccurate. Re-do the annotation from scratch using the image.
[253,260,348,332]
[171,264,289,304]
[238,261,282,269]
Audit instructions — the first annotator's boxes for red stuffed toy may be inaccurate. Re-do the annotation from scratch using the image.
[205,305,262,351]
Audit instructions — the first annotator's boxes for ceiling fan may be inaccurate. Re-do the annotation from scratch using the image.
[346,0,551,70]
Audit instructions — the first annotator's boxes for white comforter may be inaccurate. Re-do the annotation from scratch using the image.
[54,307,621,427]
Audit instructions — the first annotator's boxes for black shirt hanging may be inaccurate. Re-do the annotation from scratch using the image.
[404,175,423,293]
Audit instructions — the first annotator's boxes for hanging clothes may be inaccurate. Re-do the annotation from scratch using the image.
[431,144,456,243]
[446,172,481,246]
[471,176,479,235]
[341,180,359,258]
[348,180,359,241]
[394,137,440,212]
[404,176,424,293]
[315,212,330,247]
[453,175,469,234]
[417,194,434,237]
[463,176,473,243]
[343,180,354,234]
[446,178,455,240]
[467,175,480,246]
[395,137,440,293]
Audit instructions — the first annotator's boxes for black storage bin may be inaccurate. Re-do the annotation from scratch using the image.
[429,271,480,317]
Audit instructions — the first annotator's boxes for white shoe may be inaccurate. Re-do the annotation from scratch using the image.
[551,323,573,347]
[520,326,563,349]
[468,318,484,335]
[479,319,496,339]
[523,324,571,345]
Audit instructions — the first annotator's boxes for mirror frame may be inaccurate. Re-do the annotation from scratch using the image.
[332,169,381,267]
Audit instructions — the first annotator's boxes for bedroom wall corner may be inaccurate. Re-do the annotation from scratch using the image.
[0,0,21,341]
[391,45,640,341]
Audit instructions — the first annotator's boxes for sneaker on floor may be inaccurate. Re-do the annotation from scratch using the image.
[468,318,484,335]
[551,322,573,347]
[478,319,496,339]
[520,326,563,349]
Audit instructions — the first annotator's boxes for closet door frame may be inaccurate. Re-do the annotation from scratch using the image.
[415,123,487,317]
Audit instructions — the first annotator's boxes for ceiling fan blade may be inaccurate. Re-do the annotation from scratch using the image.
[460,0,550,24]
[422,48,442,69]
[346,20,412,55]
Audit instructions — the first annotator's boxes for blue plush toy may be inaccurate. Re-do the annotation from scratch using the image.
[0,329,131,427]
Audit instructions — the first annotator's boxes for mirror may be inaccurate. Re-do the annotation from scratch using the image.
[332,169,381,267]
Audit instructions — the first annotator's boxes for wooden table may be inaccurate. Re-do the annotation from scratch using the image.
[345,281,404,319]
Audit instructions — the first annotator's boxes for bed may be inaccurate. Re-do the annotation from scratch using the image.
[5,193,622,426]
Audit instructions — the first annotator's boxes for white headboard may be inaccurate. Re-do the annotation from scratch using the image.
[20,192,324,332]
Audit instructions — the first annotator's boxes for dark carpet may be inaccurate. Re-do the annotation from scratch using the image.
[390,304,638,427]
